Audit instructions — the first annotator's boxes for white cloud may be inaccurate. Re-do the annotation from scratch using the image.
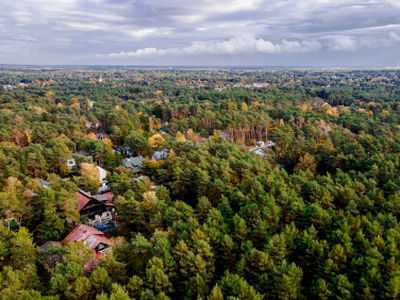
[126,28,173,38]
[386,0,400,8]
[389,32,400,41]
[327,35,358,51]
[324,30,400,51]
[107,36,322,58]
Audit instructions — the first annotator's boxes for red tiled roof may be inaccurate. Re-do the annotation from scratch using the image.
[194,134,205,142]
[76,191,91,212]
[63,224,112,250]
[76,191,115,212]
[102,192,114,200]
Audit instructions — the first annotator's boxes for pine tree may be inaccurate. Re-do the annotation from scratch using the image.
[146,257,173,294]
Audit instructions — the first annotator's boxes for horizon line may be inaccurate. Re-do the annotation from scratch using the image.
[1,63,400,70]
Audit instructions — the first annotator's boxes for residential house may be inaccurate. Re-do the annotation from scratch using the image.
[96,133,110,141]
[63,224,113,253]
[249,141,275,157]
[101,192,114,201]
[73,151,92,158]
[151,149,169,161]
[97,166,109,193]
[35,177,50,188]
[85,122,100,130]
[252,82,269,88]
[76,190,116,230]
[194,134,206,143]
[67,157,77,170]
[39,241,63,271]
[2,217,19,231]
[115,147,133,157]
[122,156,148,173]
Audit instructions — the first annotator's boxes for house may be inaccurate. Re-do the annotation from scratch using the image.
[194,134,206,143]
[67,157,76,170]
[35,178,50,188]
[265,141,275,148]
[2,217,20,232]
[85,122,99,130]
[122,156,148,173]
[39,241,63,270]
[151,149,169,161]
[97,166,109,193]
[73,151,92,158]
[3,85,15,91]
[97,166,107,183]
[63,224,113,253]
[252,148,267,157]
[96,133,110,141]
[252,82,269,88]
[76,190,116,229]
[101,192,114,201]
[115,147,133,156]
[249,141,275,157]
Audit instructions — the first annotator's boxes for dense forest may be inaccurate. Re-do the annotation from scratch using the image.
[2,67,400,299]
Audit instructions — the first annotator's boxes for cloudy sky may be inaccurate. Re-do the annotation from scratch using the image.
[1,0,400,67]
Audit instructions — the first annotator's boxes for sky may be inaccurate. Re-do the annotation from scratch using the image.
[1,0,400,67]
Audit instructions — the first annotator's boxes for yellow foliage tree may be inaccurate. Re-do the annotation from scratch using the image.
[187,129,196,140]
[326,107,339,116]
[34,106,48,114]
[24,129,32,144]
[294,153,317,175]
[71,98,80,109]
[86,132,97,141]
[148,133,165,148]
[102,138,113,147]
[81,163,100,186]
[228,102,238,110]
[168,149,176,158]
[45,91,55,98]
[176,131,186,142]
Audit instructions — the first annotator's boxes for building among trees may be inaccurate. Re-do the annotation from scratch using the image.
[76,190,116,230]
[63,224,112,253]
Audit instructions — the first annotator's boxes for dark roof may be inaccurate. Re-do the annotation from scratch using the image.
[151,149,169,161]
[122,156,147,170]
[73,151,92,157]
[35,178,50,187]
[116,147,131,153]
[40,241,63,252]
[93,195,109,202]
[96,133,110,140]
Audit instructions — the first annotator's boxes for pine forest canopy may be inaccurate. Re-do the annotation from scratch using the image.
[1,67,400,298]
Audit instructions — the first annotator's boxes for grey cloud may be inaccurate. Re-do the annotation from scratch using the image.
[1,0,400,66]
